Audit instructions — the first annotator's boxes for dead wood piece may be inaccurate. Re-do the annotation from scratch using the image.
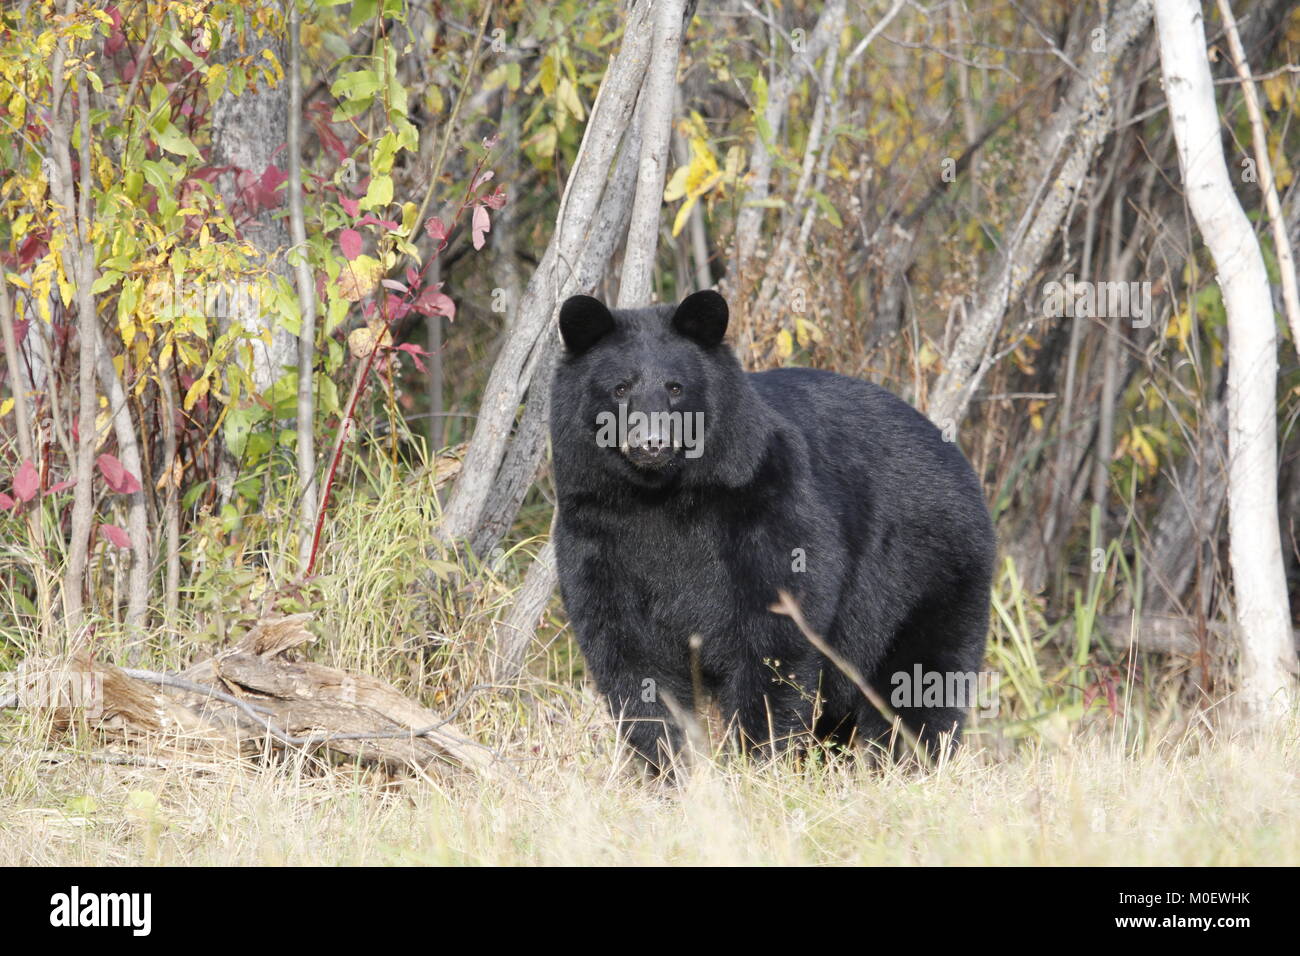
[6,615,494,775]
[211,652,493,771]
[11,654,238,756]
[1059,613,1300,659]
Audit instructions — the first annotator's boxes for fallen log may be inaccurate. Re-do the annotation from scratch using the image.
[3,614,495,775]
[1057,612,1300,659]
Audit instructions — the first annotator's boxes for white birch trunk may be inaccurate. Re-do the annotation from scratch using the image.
[1155,0,1296,719]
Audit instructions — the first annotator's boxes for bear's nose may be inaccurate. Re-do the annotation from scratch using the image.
[642,432,670,453]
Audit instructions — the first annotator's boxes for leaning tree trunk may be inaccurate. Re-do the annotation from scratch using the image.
[926,0,1154,432]
[490,0,688,680]
[437,0,655,548]
[1155,0,1296,720]
[618,0,686,306]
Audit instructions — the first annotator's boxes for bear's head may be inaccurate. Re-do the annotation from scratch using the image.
[551,289,742,489]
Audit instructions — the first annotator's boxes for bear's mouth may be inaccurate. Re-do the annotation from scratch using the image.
[620,441,680,471]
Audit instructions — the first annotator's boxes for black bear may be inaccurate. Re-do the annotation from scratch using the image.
[550,290,995,771]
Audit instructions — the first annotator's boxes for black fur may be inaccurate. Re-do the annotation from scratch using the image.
[550,291,996,771]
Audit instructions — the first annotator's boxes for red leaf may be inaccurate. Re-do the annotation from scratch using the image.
[100,524,131,549]
[357,214,399,231]
[0,492,13,511]
[340,196,361,218]
[483,185,508,210]
[471,205,491,250]
[255,164,288,210]
[97,453,142,495]
[13,459,38,503]
[17,231,47,268]
[395,342,430,373]
[412,283,456,320]
[45,479,76,495]
[383,294,411,322]
[424,217,448,247]
[313,117,348,162]
[339,228,363,261]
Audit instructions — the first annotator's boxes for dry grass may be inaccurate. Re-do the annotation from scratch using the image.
[2,698,1296,866]
[3,448,1297,866]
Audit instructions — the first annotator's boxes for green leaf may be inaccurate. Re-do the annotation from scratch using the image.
[359,174,393,210]
[155,123,201,161]
[349,0,378,28]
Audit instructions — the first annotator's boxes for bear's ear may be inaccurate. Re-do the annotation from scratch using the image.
[558,295,615,355]
[671,290,729,347]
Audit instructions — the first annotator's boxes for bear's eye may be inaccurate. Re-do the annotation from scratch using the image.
[666,382,683,397]
[613,382,629,399]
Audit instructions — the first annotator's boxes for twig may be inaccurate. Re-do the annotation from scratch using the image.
[1216,0,1300,363]
[769,589,930,766]
[406,0,496,248]
[120,668,276,716]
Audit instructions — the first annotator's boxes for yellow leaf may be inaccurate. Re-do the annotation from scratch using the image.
[794,317,824,348]
[557,77,584,121]
[663,165,691,203]
[155,456,184,491]
[1262,74,1287,112]
[0,397,13,419]
[348,319,393,358]
[671,194,697,238]
[335,255,383,301]
[183,376,209,411]
[775,328,794,359]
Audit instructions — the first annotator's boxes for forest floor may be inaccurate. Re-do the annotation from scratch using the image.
[3,465,1298,866]
[2,704,1296,866]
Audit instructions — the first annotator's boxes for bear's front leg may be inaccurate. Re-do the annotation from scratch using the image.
[718,647,821,758]
[577,633,697,775]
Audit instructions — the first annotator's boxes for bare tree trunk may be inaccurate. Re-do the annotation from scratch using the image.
[91,321,149,633]
[728,1,841,284]
[426,259,444,448]
[0,281,53,637]
[1156,0,1296,719]
[752,0,846,318]
[287,0,317,567]
[1142,395,1228,614]
[490,1,686,681]
[157,369,181,624]
[927,0,1154,431]
[1215,0,1300,362]
[618,0,686,306]
[472,111,644,559]
[1091,186,1130,522]
[492,538,557,681]
[48,2,102,636]
[438,0,654,545]
[0,286,34,463]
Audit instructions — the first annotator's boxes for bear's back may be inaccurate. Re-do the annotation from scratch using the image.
[746,366,992,563]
